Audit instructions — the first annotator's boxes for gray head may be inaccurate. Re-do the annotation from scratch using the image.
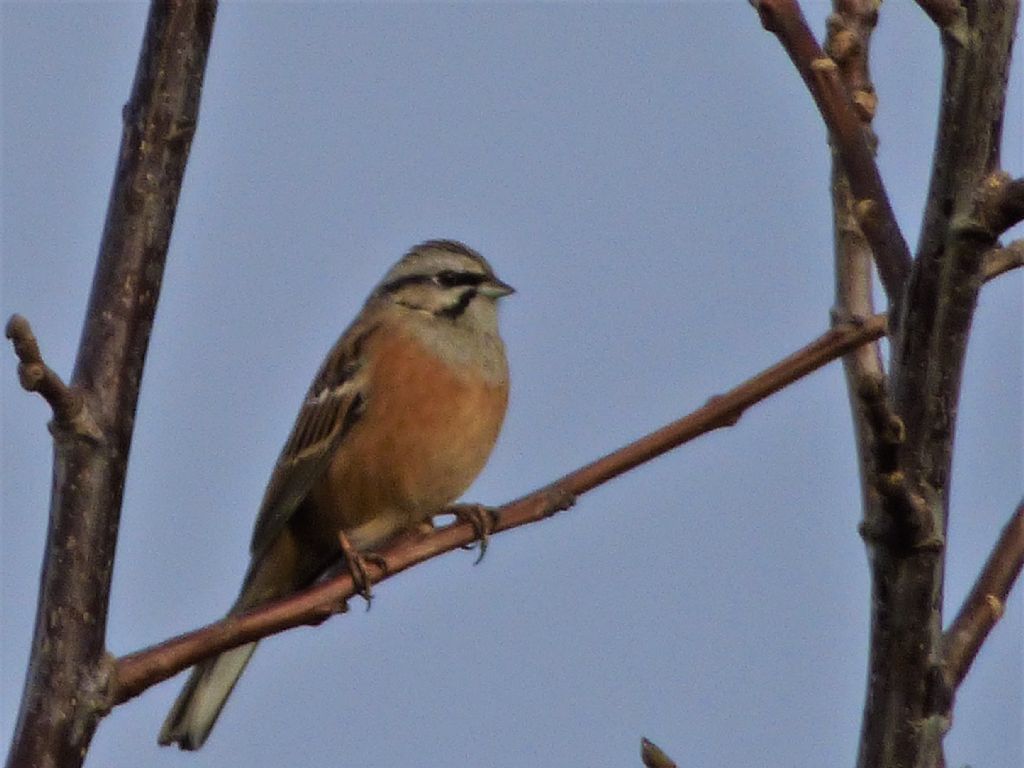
[372,240,514,327]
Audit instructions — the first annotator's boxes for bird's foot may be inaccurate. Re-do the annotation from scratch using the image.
[337,530,387,610]
[446,503,498,565]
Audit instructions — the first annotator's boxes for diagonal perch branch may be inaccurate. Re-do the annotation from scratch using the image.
[5,314,101,440]
[111,314,887,705]
[750,0,912,307]
[942,498,1024,689]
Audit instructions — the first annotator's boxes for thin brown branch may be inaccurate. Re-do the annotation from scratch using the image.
[751,0,912,306]
[982,238,1024,282]
[111,315,888,705]
[4,3,217,768]
[942,499,1024,689]
[641,738,678,768]
[828,1,889,534]
[5,314,100,440]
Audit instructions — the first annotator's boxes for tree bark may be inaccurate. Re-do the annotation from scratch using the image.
[4,3,216,767]
[859,3,1020,768]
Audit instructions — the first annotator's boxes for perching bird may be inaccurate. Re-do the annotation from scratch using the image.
[158,240,513,749]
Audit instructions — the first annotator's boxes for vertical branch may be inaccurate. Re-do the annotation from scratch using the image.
[4,3,217,768]
[826,1,887,512]
[859,3,1021,768]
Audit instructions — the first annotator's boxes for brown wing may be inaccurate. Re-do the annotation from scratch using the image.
[248,323,376,561]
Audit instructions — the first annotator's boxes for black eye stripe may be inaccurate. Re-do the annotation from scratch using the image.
[435,288,478,319]
[434,270,487,288]
[379,271,486,295]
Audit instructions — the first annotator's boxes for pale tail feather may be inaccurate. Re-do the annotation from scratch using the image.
[158,641,258,750]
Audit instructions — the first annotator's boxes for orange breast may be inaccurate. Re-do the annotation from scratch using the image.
[308,327,508,550]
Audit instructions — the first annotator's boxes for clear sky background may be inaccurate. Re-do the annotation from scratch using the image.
[2,3,1021,767]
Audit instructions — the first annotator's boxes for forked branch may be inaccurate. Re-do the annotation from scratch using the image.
[750,0,912,305]
[5,314,100,439]
[112,315,887,705]
[913,0,965,38]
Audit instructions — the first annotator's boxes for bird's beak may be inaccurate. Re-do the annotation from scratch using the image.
[479,277,515,298]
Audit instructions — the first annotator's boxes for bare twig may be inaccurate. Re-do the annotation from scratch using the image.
[982,238,1024,282]
[641,738,678,768]
[942,499,1024,688]
[827,1,889,534]
[111,315,888,704]
[5,314,100,439]
[4,3,217,768]
[750,0,912,306]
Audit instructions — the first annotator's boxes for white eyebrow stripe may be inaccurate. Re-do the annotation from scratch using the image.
[309,378,357,405]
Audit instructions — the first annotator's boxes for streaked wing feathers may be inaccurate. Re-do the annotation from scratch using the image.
[248,324,375,559]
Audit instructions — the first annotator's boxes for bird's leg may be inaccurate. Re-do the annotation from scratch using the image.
[336,530,387,609]
[444,503,498,565]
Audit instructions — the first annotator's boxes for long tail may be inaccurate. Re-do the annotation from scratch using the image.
[157,641,259,750]
[157,523,322,749]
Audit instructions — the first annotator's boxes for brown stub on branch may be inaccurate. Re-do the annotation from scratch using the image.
[641,738,678,768]
[853,198,883,242]
[825,25,860,66]
[978,172,1024,237]
[854,373,942,553]
[851,89,877,122]
[5,314,102,440]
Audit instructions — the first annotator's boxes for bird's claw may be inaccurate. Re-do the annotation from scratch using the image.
[447,503,498,565]
[337,531,387,610]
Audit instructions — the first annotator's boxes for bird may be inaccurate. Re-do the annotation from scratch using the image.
[158,239,514,750]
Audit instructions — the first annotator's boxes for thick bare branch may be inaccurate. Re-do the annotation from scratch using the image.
[750,0,912,305]
[982,238,1023,282]
[111,315,887,704]
[860,4,1020,768]
[5,314,100,440]
[4,3,217,768]
[942,499,1024,688]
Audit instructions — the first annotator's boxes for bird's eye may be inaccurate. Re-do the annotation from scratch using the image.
[434,270,485,288]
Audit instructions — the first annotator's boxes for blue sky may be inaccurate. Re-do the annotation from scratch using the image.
[2,3,1021,767]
